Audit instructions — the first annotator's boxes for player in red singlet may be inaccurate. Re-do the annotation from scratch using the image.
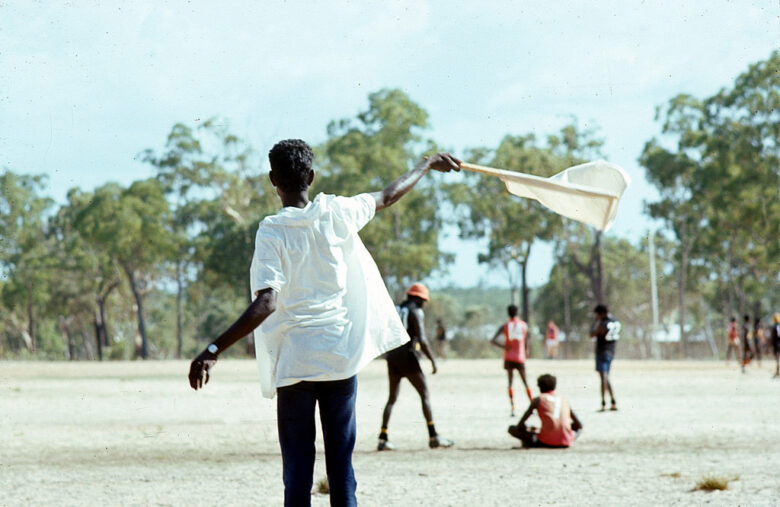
[546,320,560,359]
[725,317,740,365]
[491,305,532,416]
[508,373,582,448]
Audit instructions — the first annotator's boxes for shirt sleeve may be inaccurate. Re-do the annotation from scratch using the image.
[332,193,376,232]
[249,225,286,295]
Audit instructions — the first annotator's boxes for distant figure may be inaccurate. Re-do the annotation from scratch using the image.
[753,317,765,361]
[590,304,619,411]
[491,304,532,417]
[545,320,560,359]
[508,373,583,448]
[770,313,780,378]
[741,314,754,373]
[378,283,454,451]
[725,317,740,365]
[435,318,448,359]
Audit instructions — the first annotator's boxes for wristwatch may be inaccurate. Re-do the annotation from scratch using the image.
[207,343,219,355]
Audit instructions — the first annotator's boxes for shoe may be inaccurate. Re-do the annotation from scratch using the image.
[429,435,454,449]
[598,401,606,412]
[507,425,522,439]
[610,402,618,411]
[377,439,396,451]
[510,410,516,417]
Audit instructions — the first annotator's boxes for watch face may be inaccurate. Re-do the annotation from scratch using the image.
[207,344,218,354]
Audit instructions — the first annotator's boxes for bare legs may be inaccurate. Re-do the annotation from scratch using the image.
[599,371,616,410]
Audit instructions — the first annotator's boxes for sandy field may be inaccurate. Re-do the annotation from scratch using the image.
[1,358,779,506]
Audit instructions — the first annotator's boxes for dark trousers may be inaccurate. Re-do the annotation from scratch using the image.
[276,376,358,507]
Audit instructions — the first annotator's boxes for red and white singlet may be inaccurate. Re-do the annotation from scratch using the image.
[727,322,739,344]
[546,323,559,345]
[537,391,575,447]
[503,317,528,363]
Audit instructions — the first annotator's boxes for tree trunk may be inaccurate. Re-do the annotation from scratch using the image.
[561,263,572,359]
[81,329,95,360]
[678,221,688,358]
[123,265,149,359]
[99,299,110,347]
[27,287,36,353]
[520,259,529,324]
[93,308,104,361]
[59,316,75,360]
[592,231,604,304]
[176,262,184,359]
[700,296,719,358]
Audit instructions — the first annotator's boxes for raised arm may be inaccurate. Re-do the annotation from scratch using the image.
[371,153,461,211]
[188,288,277,390]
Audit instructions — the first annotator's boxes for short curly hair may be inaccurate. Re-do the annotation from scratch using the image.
[537,374,556,393]
[268,139,313,192]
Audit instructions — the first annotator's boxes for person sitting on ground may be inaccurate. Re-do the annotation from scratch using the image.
[508,373,583,448]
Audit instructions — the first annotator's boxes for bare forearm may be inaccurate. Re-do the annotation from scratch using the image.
[371,153,461,211]
[211,289,276,353]
[420,339,436,365]
[372,159,430,211]
[518,404,535,426]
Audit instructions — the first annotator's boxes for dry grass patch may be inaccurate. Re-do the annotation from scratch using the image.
[693,474,739,492]
[316,477,330,495]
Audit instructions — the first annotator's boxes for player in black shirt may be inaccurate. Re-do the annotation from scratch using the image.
[590,304,618,411]
[378,283,454,451]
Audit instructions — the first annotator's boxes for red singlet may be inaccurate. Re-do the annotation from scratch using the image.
[537,391,575,447]
[503,317,528,363]
[546,324,559,344]
[727,322,738,344]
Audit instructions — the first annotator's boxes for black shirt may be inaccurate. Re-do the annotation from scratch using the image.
[593,317,617,356]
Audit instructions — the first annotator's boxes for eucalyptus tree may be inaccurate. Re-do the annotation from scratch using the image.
[0,170,53,353]
[641,50,780,354]
[73,180,173,359]
[315,89,451,293]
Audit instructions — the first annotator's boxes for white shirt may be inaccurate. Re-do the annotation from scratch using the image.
[249,193,409,398]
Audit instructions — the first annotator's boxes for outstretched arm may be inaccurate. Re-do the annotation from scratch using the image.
[371,153,461,211]
[188,288,277,390]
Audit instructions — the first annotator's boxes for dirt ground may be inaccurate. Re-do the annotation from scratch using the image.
[2,358,779,506]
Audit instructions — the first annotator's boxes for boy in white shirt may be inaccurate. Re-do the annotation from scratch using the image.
[188,139,460,506]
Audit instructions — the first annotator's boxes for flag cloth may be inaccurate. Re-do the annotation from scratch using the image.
[461,160,630,231]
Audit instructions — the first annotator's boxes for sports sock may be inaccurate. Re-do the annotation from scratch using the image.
[427,421,437,438]
[508,387,514,408]
[379,427,388,441]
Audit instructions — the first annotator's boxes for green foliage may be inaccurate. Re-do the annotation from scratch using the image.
[315,89,449,292]
[641,49,780,347]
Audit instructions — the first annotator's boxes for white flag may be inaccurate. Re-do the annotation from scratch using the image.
[461,160,630,231]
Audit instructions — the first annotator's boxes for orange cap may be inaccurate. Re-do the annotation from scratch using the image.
[406,283,430,301]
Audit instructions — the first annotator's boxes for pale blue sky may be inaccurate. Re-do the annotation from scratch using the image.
[1,0,778,287]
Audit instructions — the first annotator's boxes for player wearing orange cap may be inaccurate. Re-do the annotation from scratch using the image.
[378,283,454,451]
